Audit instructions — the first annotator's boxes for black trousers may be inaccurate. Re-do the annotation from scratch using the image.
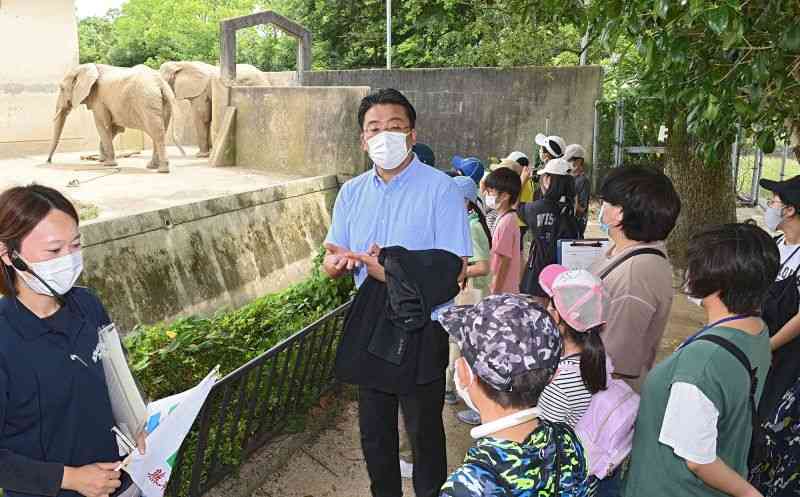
[358,378,447,497]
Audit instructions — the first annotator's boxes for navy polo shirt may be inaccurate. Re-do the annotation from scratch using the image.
[0,287,121,497]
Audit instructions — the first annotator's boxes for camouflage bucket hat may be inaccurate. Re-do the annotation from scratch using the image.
[438,294,562,392]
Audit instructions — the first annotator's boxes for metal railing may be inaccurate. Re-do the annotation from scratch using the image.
[165,301,351,497]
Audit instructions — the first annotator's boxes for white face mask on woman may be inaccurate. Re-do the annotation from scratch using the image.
[765,205,786,232]
[15,250,83,297]
[366,131,411,170]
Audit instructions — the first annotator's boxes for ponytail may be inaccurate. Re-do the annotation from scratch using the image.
[564,325,607,393]
[468,201,492,249]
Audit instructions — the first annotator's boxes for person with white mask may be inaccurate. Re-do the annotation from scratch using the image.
[0,185,145,497]
[437,294,590,497]
[756,176,800,424]
[323,88,472,497]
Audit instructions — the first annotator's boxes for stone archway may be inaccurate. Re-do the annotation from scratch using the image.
[220,10,312,85]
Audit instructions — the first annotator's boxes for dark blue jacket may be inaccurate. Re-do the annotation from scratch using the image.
[0,287,122,497]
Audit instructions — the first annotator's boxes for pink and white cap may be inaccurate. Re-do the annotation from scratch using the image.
[539,264,608,332]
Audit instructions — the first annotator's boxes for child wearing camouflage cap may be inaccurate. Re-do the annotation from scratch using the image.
[438,294,590,497]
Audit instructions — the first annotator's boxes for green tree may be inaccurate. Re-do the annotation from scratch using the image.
[78,10,118,64]
[587,0,800,265]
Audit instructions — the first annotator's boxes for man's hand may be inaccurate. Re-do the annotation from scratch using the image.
[323,242,361,279]
[355,243,386,282]
[62,463,122,497]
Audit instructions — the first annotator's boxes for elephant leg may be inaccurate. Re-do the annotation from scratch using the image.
[193,97,212,158]
[93,109,117,167]
[147,123,169,173]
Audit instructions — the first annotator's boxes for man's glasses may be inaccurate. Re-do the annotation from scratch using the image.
[363,126,411,137]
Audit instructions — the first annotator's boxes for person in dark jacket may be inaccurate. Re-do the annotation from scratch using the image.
[0,185,145,497]
[518,158,576,300]
[323,88,472,497]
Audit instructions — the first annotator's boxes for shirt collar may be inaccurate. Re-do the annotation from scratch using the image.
[370,153,420,188]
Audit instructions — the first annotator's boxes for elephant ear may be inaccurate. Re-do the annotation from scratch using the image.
[72,64,99,106]
[174,64,210,100]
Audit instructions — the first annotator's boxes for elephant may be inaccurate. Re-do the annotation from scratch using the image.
[159,61,288,158]
[47,63,185,173]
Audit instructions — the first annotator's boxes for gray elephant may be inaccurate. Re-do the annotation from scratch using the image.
[47,63,185,173]
[159,61,286,158]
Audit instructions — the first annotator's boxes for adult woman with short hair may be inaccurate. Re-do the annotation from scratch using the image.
[0,185,143,497]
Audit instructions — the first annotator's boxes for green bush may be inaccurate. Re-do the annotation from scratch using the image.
[124,248,354,400]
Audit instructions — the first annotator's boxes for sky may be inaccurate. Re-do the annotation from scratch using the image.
[75,0,127,18]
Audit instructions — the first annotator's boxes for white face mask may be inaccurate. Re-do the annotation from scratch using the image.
[598,203,610,234]
[366,131,411,171]
[455,361,480,415]
[485,194,498,210]
[15,251,83,296]
[765,205,785,232]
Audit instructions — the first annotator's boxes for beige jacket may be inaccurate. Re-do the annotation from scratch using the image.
[589,241,674,392]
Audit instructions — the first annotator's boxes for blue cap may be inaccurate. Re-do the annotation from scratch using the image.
[412,143,436,168]
[453,175,478,204]
[451,156,485,186]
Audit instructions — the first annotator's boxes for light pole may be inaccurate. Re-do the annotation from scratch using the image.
[386,0,392,69]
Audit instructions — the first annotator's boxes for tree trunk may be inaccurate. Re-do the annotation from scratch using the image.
[664,113,736,269]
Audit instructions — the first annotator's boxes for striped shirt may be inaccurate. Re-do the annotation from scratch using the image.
[539,355,592,428]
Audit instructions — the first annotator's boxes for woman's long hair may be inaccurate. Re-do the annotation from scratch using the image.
[563,324,607,393]
[468,201,492,249]
[543,173,576,207]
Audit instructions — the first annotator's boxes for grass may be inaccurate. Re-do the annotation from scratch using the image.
[736,151,799,203]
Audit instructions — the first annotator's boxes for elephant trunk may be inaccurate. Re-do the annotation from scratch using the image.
[46,108,69,163]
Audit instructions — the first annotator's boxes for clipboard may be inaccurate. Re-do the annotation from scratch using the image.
[557,239,610,270]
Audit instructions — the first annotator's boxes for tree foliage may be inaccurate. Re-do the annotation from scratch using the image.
[78,0,298,70]
[78,0,595,72]
[590,0,800,160]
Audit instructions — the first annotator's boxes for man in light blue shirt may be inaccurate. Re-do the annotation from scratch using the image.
[323,88,471,497]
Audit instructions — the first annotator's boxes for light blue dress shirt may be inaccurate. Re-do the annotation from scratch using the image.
[325,155,473,316]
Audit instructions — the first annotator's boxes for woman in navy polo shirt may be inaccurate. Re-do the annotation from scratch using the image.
[0,185,143,497]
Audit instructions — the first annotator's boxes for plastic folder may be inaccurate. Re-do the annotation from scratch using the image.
[98,324,147,443]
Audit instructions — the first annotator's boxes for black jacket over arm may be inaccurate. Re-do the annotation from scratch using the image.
[335,247,462,394]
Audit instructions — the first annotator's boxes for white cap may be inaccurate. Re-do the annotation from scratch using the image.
[564,144,586,161]
[537,158,571,176]
[490,157,523,175]
[504,151,529,163]
[535,133,566,158]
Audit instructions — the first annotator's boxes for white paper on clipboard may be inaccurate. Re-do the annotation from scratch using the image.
[557,239,610,270]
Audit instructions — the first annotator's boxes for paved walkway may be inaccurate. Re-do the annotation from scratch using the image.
[0,146,303,223]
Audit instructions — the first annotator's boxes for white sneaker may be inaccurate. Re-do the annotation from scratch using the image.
[399,458,414,479]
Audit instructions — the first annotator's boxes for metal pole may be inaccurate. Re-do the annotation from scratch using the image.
[592,100,599,191]
[781,143,788,180]
[731,125,740,194]
[386,0,392,69]
[579,27,590,66]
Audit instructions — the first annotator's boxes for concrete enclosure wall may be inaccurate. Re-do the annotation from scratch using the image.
[231,86,370,178]
[0,0,89,157]
[79,175,338,332]
[303,66,604,167]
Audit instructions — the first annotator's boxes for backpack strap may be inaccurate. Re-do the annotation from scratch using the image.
[693,334,764,464]
[599,248,666,280]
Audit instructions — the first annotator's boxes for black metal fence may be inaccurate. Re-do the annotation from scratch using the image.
[165,301,351,497]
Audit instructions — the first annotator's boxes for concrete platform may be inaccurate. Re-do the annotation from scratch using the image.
[0,146,304,222]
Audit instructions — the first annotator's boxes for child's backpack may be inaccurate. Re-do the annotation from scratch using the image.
[573,360,640,479]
